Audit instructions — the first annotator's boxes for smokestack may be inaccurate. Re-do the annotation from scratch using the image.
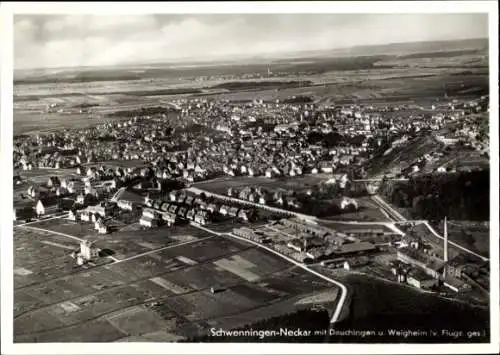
[443,216,448,262]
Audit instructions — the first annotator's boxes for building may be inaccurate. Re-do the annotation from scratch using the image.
[14,206,35,222]
[47,176,61,188]
[113,188,143,210]
[35,200,46,216]
[407,269,438,289]
[117,200,134,211]
[320,258,346,268]
[140,215,159,228]
[343,257,370,271]
[87,202,115,218]
[237,209,252,222]
[186,208,196,221]
[177,206,189,218]
[397,248,444,279]
[228,207,239,217]
[95,219,109,234]
[161,212,177,226]
[58,198,76,212]
[333,242,376,256]
[80,210,92,222]
[67,209,78,221]
[76,193,96,206]
[168,204,179,214]
[443,276,472,293]
[142,207,160,219]
[305,248,325,261]
[194,211,210,225]
[80,240,100,261]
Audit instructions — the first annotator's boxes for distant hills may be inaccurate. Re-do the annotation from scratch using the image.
[294,37,488,58]
[15,37,488,80]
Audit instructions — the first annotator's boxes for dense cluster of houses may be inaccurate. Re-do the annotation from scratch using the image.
[233,218,379,263]
[389,237,474,293]
[227,186,303,210]
[13,93,489,194]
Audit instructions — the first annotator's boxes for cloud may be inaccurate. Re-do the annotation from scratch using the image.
[13,14,489,69]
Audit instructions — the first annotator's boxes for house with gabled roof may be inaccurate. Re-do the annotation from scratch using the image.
[185,196,195,206]
[162,212,177,226]
[228,207,240,217]
[219,205,230,216]
[237,209,253,222]
[194,210,210,225]
[168,204,178,214]
[47,176,61,188]
[206,203,218,213]
[160,202,170,212]
[177,206,189,218]
[186,208,196,221]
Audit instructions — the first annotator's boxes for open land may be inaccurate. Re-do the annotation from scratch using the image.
[13,219,337,342]
[13,38,491,342]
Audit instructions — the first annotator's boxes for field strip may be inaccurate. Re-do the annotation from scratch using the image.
[213,258,261,282]
[16,225,85,242]
[14,234,250,292]
[15,252,295,338]
[15,299,161,338]
[189,223,348,324]
[41,240,77,250]
[109,235,216,265]
[224,232,348,324]
[14,238,257,319]
[15,214,65,227]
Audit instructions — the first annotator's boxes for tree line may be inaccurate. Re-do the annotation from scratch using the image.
[378,170,489,221]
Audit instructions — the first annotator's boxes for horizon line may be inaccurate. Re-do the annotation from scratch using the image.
[14,36,489,73]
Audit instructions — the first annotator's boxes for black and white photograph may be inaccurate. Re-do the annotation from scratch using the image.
[1,2,498,354]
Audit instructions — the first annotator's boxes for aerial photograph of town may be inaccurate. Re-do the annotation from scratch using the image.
[4,5,497,349]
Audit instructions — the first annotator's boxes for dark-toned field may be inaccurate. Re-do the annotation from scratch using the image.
[320,271,489,343]
[13,218,339,342]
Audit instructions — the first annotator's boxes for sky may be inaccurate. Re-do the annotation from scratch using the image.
[14,13,489,69]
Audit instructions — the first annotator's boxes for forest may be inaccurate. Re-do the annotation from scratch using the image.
[378,170,489,221]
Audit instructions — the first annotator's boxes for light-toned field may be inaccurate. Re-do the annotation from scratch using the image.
[13,219,339,342]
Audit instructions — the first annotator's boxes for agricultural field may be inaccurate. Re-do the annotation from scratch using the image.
[434,220,490,257]
[13,41,488,136]
[11,36,491,343]
[193,174,340,195]
[13,218,341,342]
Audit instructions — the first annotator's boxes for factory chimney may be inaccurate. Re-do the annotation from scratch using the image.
[443,216,448,262]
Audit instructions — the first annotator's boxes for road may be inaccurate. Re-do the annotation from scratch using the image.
[193,185,487,263]
[417,220,489,262]
[371,195,489,261]
[353,178,409,182]
[371,194,408,222]
[188,186,406,233]
[15,220,216,265]
[190,222,348,324]
[15,212,66,227]
[110,234,216,265]
[16,224,85,243]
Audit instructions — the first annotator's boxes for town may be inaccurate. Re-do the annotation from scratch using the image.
[14,92,490,301]
[9,13,492,343]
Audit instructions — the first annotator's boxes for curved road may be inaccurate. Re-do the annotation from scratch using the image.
[190,222,348,324]
[371,194,489,261]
